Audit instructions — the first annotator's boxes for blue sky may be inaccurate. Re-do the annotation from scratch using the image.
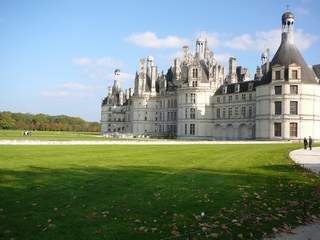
[0,0,319,121]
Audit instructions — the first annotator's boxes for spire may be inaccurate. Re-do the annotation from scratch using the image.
[281,10,295,44]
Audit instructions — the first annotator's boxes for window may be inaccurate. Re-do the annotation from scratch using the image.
[192,68,198,78]
[185,124,188,135]
[185,108,188,119]
[292,70,298,79]
[290,85,298,94]
[274,123,282,137]
[190,108,196,119]
[185,94,188,103]
[275,101,282,115]
[191,93,196,104]
[235,107,239,117]
[248,83,254,91]
[223,96,226,103]
[228,108,232,118]
[274,86,282,95]
[224,86,228,94]
[190,124,195,135]
[235,84,240,93]
[290,101,298,115]
[217,108,220,119]
[241,106,246,118]
[290,122,298,137]
[235,95,239,101]
[217,97,220,103]
[249,93,252,101]
[192,81,198,87]
[241,94,246,101]
[275,70,281,80]
[222,108,226,119]
[228,95,232,103]
[249,106,253,118]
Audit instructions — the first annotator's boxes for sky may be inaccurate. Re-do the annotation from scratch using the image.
[0,0,319,122]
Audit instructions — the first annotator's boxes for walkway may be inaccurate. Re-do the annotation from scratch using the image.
[269,147,320,240]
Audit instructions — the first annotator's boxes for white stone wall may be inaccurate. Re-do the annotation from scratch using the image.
[256,83,320,140]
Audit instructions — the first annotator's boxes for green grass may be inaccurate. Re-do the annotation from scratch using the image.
[0,144,319,240]
[0,130,104,141]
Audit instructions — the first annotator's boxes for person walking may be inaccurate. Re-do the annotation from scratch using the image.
[308,136,313,150]
[303,137,308,150]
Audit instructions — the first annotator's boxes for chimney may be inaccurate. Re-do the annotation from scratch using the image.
[151,65,157,95]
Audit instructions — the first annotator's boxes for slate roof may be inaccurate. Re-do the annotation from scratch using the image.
[313,65,320,79]
[215,80,256,95]
[259,32,317,85]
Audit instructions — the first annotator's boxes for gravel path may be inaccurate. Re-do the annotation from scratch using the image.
[268,147,320,240]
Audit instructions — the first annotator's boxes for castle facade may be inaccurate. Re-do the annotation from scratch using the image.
[101,12,320,140]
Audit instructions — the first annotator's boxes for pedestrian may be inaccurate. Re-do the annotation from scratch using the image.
[308,136,313,150]
[303,137,308,150]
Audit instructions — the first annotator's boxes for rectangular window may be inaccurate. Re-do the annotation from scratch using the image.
[228,108,232,119]
[249,106,253,118]
[249,93,252,101]
[217,108,220,119]
[275,70,281,80]
[290,85,298,94]
[290,122,298,137]
[290,101,298,115]
[185,108,188,119]
[241,106,246,118]
[292,70,298,79]
[241,94,246,101]
[222,108,226,119]
[274,122,282,137]
[190,124,195,135]
[274,86,282,95]
[191,93,196,104]
[217,97,220,103]
[185,94,188,103]
[192,68,198,78]
[223,96,226,103]
[192,81,198,87]
[235,95,239,101]
[235,107,239,117]
[228,95,232,103]
[190,108,196,119]
[275,101,282,115]
[184,124,187,135]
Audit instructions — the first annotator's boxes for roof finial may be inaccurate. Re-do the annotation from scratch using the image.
[286,4,290,11]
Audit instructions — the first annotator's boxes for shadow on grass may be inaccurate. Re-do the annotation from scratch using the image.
[0,165,319,240]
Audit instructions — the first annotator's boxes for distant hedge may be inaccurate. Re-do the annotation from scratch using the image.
[0,111,100,132]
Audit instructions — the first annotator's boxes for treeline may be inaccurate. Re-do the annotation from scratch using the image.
[0,111,100,132]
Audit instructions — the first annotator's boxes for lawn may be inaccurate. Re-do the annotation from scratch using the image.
[0,130,103,141]
[0,144,319,240]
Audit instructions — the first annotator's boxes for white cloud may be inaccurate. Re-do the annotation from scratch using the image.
[72,57,121,68]
[126,32,190,49]
[222,29,317,52]
[72,57,92,65]
[41,82,103,98]
[224,34,254,50]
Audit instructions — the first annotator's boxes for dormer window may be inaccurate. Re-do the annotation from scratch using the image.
[224,86,228,94]
[192,68,198,78]
[248,83,253,91]
[235,84,240,93]
[292,70,298,79]
[275,71,281,80]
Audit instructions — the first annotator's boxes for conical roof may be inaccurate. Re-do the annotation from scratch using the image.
[270,32,317,83]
